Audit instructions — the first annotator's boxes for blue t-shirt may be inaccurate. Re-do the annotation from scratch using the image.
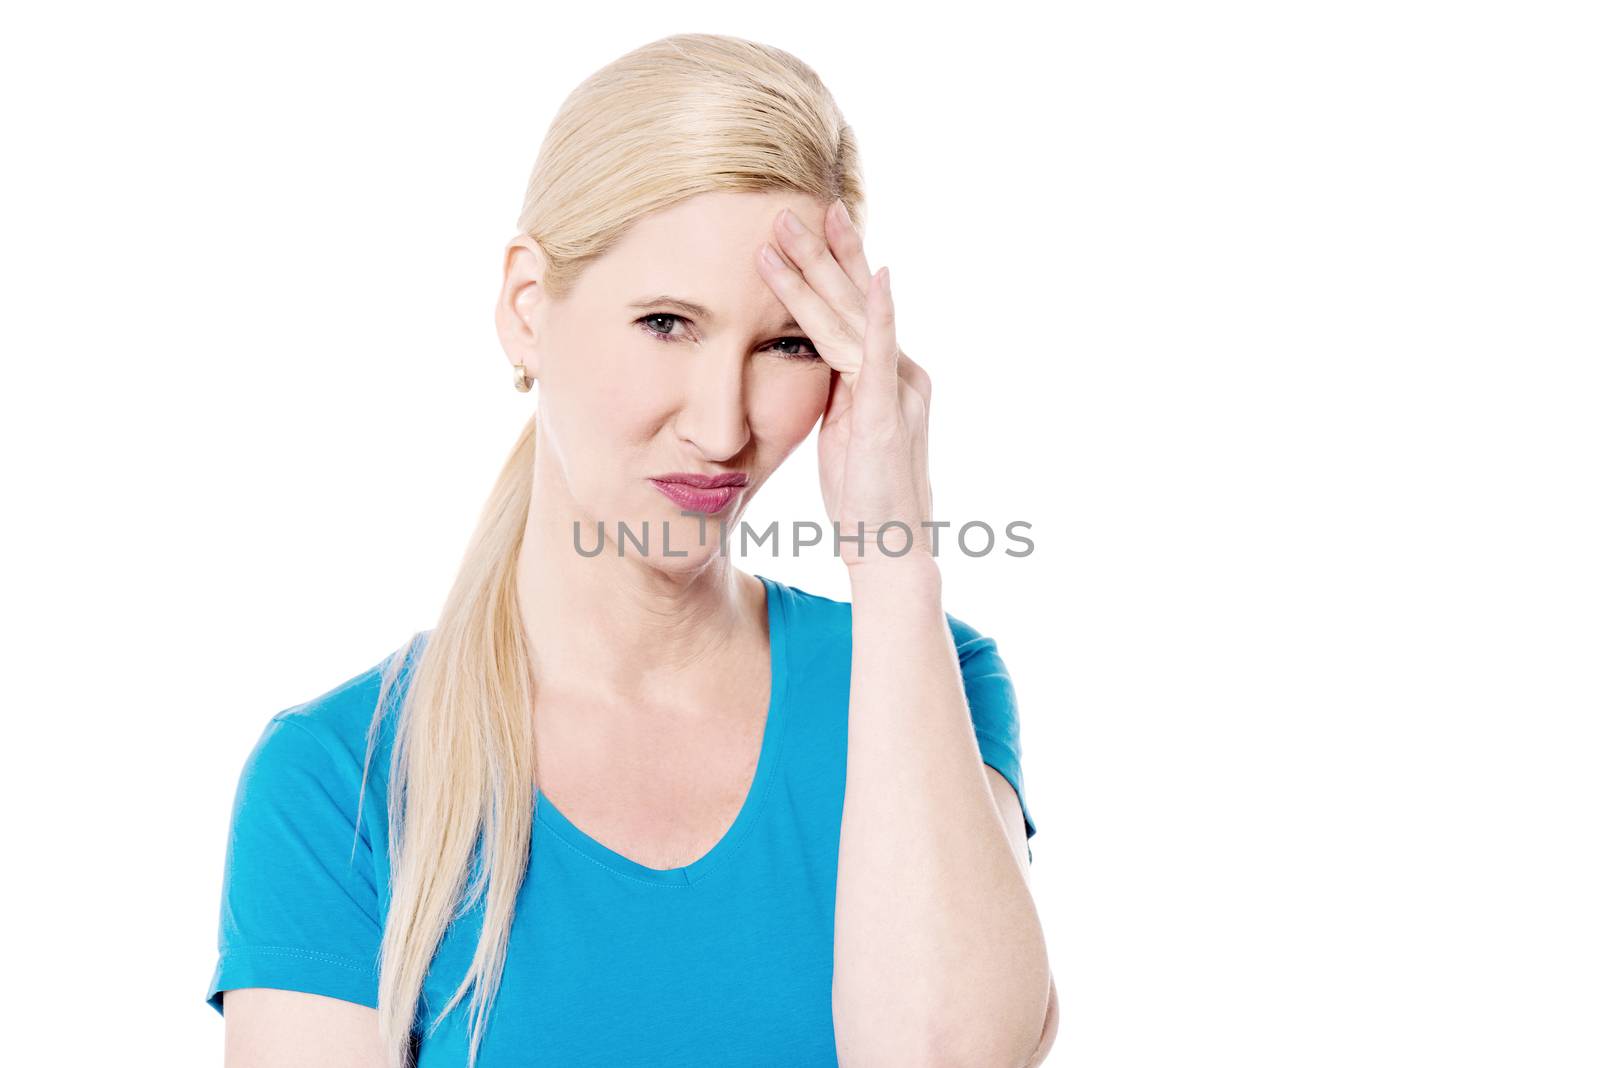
[205,573,1037,1064]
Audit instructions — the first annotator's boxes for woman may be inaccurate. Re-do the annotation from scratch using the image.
[205,32,1055,1068]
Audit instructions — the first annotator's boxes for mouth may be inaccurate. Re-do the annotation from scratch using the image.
[648,472,748,515]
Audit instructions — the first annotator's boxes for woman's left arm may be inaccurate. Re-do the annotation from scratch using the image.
[837,556,1053,1068]
[757,203,1054,1066]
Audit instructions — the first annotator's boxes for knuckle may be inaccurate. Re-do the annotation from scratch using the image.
[829,314,857,346]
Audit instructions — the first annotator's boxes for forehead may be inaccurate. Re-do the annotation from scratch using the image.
[624,189,828,247]
[583,190,830,319]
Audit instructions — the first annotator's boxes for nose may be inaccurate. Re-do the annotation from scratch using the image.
[674,347,753,461]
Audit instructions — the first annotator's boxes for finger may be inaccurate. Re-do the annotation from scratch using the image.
[772,206,867,330]
[855,265,900,429]
[756,240,863,377]
[824,198,873,294]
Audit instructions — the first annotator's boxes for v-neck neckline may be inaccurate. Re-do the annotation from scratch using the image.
[531,572,792,887]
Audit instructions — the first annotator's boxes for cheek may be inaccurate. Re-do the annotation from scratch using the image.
[749,368,831,446]
[559,336,677,428]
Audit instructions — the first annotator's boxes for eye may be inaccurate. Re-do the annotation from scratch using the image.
[637,313,687,342]
[769,337,822,361]
[634,313,821,361]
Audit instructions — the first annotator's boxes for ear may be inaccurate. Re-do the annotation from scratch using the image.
[495,235,547,379]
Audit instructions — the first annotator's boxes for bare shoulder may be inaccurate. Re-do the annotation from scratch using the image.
[222,988,386,1068]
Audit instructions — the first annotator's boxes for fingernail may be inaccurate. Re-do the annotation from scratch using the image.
[761,243,786,269]
[830,198,848,226]
[781,208,805,236]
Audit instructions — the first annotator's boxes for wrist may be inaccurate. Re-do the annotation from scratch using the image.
[845,550,942,594]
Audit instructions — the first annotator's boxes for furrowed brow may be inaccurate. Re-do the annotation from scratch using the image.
[629,295,714,320]
[629,295,802,334]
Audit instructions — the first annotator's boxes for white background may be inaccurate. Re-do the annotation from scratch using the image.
[2,2,1595,1064]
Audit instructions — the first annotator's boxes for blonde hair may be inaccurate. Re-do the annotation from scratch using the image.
[355,33,864,1068]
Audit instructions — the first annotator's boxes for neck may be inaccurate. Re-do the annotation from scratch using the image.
[512,470,761,711]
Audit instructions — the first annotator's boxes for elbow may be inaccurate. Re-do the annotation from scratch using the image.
[938,970,1058,1068]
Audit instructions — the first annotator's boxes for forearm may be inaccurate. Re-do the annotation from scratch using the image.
[832,555,1051,1067]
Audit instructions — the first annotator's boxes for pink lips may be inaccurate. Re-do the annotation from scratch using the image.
[648,471,748,515]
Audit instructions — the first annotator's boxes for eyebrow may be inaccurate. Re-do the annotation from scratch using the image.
[629,295,802,335]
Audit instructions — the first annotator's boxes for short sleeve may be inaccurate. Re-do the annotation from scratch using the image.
[947,612,1039,862]
[205,713,384,1015]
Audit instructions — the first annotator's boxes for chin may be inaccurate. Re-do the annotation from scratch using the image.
[645,545,725,577]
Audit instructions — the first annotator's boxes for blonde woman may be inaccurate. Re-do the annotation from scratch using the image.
[205,32,1056,1068]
